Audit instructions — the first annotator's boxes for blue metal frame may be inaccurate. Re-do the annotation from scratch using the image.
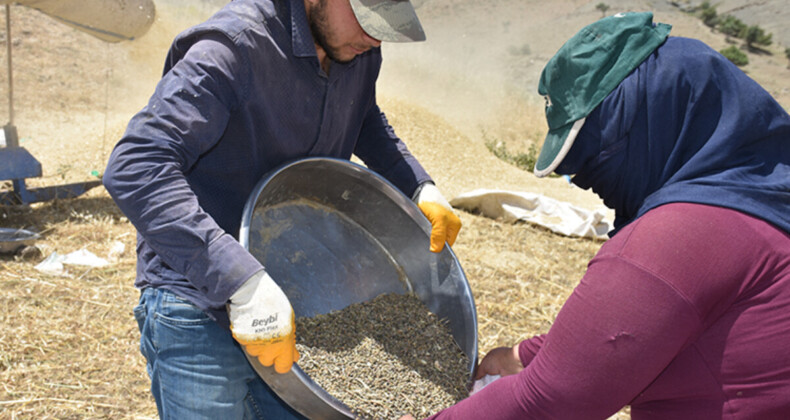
[0,125,102,206]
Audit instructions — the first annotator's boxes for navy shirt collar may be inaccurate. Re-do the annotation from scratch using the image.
[290,0,316,58]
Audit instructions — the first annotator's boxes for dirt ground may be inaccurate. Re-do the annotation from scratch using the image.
[0,0,788,418]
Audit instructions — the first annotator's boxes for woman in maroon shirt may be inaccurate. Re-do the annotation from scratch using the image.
[405,13,790,420]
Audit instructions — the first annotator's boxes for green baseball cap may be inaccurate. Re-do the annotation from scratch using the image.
[349,0,426,42]
[533,12,671,177]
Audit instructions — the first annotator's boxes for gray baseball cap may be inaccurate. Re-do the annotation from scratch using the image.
[349,0,426,42]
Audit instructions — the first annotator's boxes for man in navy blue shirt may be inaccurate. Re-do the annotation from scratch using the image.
[103,0,461,418]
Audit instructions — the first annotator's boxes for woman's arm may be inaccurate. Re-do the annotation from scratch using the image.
[426,203,752,419]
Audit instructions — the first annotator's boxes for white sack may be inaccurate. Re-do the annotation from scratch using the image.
[450,189,611,240]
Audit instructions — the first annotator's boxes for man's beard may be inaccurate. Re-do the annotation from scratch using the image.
[308,0,353,64]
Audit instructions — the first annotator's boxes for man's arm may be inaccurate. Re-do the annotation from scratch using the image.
[354,104,460,252]
[353,104,431,197]
[103,35,261,306]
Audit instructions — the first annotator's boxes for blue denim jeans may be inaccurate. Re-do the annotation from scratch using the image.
[133,287,307,420]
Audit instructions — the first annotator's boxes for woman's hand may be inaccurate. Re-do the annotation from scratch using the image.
[474,345,523,380]
[399,345,523,419]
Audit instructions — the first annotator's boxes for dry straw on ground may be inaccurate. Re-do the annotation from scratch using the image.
[1,194,151,419]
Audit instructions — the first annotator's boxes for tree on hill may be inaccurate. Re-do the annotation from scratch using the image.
[699,2,718,28]
[785,48,790,69]
[720,45,749,67]
[595,3,610,18]
[718,15,746,40]
[742,25,773,50]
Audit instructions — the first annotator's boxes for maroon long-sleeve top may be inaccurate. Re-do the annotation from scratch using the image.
[428,203,790,419]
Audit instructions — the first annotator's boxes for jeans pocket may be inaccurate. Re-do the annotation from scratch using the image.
[155,294,213,327]
[150,292,223,368]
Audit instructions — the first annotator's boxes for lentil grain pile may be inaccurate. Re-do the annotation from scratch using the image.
[295,293,470,419]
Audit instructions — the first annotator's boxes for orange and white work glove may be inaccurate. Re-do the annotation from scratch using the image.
[414,182,462,253]
[229,270,299,374]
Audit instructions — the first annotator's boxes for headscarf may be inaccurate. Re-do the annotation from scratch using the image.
[556,37,790,236]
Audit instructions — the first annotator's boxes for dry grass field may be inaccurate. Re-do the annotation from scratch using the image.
[1,0,787,418]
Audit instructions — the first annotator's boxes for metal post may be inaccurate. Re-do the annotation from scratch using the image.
[5,4,13,125]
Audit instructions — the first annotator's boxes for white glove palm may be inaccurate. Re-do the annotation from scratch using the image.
[229,270,299,373]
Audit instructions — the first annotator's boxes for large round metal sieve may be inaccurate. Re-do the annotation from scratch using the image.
[239,157,477,419]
